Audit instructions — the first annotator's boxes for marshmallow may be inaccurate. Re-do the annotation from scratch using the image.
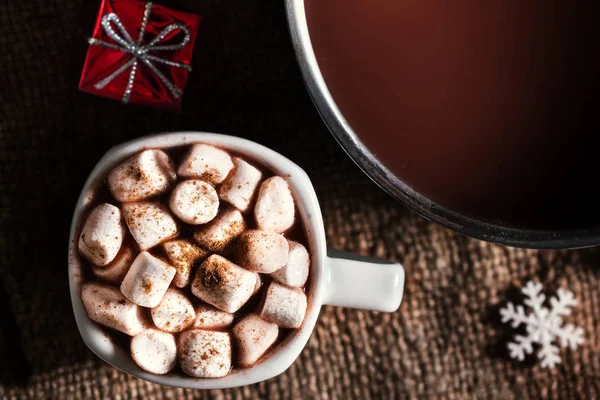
[108,149,176,203]
[120,252,176,308]
[163,240,209,288]
[271,241,309,288]
[81,282,146,336]
[91,244,135,284]
[169,180,219,225]
[253,273,262,295]
[177,144,234,184]
[78,203,125,266]
[218,157,262,211]
[237,230,289,273]
[122,202,178,250]
[178,329,232,378]
[233,314,279,368]
[193,304,234,329]
[254,176,295,233]
[191,255,257,313]
[194,208,246,252]
[131,329,177,375]
[260,282,307,328]
[151,289,196,332]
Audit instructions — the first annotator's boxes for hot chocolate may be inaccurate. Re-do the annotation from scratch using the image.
[77,144,310,377]
[306,1,600,229]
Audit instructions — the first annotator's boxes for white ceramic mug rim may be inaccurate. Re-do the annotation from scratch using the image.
[68,131,327,389]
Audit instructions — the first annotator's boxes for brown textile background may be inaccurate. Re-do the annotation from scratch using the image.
[1,0,599,398]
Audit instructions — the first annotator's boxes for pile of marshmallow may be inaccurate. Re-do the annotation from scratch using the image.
[78,144,309,377]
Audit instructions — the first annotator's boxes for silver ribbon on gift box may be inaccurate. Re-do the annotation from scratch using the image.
[88,1,192,103]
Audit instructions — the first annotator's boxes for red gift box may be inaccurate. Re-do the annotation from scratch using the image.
[79,0,201,111]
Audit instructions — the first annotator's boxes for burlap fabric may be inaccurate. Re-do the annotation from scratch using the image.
[1,0,599,398]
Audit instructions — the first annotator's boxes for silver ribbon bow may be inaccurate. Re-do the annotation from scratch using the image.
[88,2,192,103]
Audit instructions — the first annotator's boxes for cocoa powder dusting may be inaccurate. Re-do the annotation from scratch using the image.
[199,169,219,183]
[167,242,206,273]
[200,258,228,288]
[142,280,153,294]
[126,164,146,181]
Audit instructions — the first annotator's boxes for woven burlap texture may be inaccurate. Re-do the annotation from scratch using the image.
[1,0,599,398]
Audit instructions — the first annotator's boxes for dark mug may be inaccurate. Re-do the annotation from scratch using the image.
[286,0,600,249]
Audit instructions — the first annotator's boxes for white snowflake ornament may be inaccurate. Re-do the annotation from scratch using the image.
[499,281,584,369]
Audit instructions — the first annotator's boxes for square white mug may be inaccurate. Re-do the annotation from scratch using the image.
[68,132,404,389]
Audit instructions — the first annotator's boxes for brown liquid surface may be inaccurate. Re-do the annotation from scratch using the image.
[306,1,600,229]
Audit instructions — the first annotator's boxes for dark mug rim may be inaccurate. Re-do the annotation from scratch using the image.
[285,0,600,250]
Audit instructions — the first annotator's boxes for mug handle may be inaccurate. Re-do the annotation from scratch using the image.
[324,249,405,312]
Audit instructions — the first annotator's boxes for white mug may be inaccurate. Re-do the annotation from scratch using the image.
[68,132,405,389]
